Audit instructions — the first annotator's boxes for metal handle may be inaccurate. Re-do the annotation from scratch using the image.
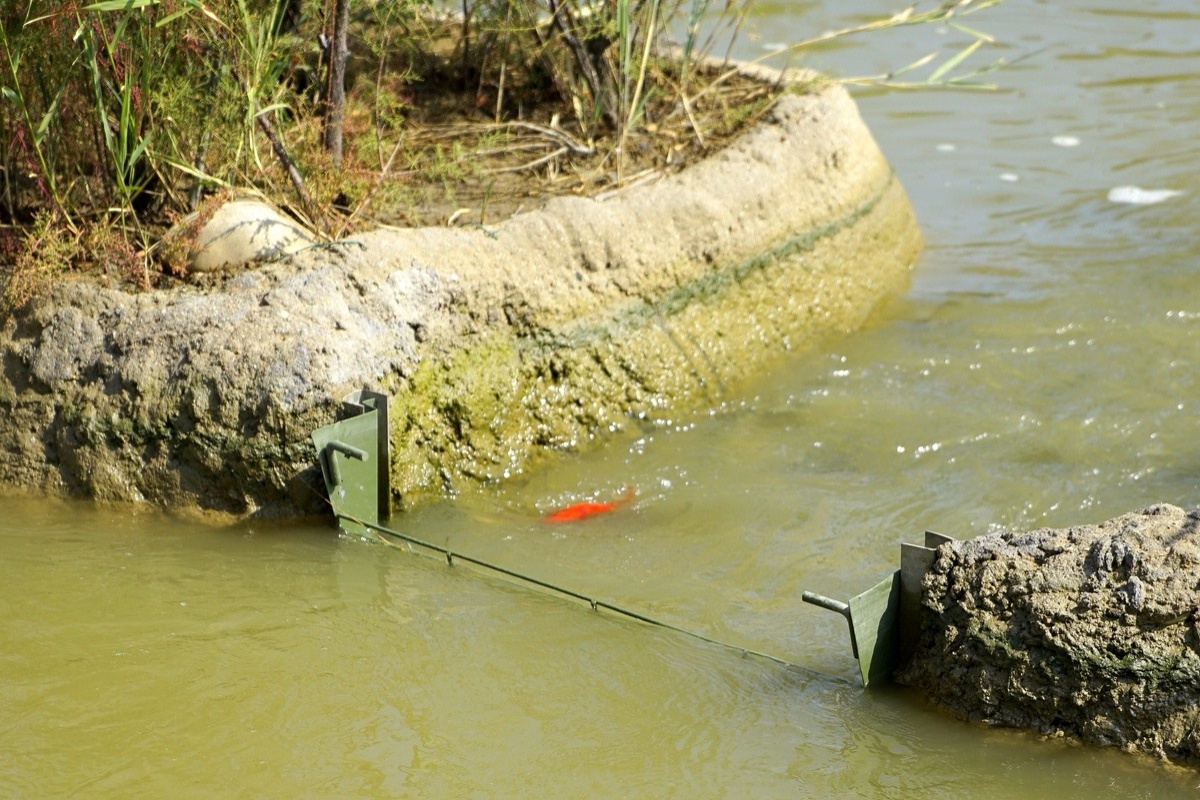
[802,591,849,616]
[327,440,368,461]
[325,439,368,489]
[802,590,858,659]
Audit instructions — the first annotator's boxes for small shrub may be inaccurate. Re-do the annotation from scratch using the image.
[2,211,77,312]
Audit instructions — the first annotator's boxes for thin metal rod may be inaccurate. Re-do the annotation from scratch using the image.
[327,440,368,461]
[340,513,845,682]
[801,591,850,616]
[802,590,859,660]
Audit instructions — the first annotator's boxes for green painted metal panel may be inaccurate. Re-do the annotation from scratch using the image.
[311,408,382,530]
[848,570,901,687]
[341,390,391,522]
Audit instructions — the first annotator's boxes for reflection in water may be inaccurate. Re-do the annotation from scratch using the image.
[5,0,1200,796]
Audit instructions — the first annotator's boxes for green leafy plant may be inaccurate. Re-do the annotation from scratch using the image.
[78,3,156,212]
[2,210,76,310]
[0,2,83,222]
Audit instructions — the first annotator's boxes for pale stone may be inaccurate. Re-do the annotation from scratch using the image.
[187,199,315,272]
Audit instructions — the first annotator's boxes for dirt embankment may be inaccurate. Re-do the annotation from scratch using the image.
[899,503,1200,765]
[0,77,922,517]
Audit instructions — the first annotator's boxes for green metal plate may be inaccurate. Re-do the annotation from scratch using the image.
[848,570,901,687]
[899,543,937,672]
[311,409,381,529]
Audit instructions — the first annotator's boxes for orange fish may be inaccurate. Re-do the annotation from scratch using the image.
[544,485,636,523]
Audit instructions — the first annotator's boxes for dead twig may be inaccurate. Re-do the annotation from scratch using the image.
[335,136,407,238]
[486,145,569,174]
[499,121,595,155]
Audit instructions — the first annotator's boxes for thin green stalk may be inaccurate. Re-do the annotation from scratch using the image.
[77,7,155,211]
[616,0,659,163]
[617,0,632,122]
[682,0,708,60]
[689,0,1005,105]
[0,2,77,222]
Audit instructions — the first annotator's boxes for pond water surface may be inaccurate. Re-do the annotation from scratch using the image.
[5,1,1200,796]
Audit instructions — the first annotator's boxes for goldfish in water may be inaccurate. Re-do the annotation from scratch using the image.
[544,485,636,523]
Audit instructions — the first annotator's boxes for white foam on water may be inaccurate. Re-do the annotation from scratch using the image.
[999,173,1020,182]
[1107,186,1185,205]
[1052,135,1081,147]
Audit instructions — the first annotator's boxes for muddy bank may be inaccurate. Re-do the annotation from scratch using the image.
[899,504,1200,765]
[0,76,921,517]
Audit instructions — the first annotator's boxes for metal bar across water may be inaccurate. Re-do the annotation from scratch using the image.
[337,512,842,682]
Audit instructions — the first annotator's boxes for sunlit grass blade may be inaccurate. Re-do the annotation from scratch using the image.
[948,21,996,42]
[164,158,232,188]
[928,38,984,83]
[82,0,159,10]
[891,51,939,78]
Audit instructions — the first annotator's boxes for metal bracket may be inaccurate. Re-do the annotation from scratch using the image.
[803,573,900,688]
[311,390,391,534]
[801,592,858,658]
[803,530,953,687]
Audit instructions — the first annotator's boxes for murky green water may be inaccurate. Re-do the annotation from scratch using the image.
[6,1,1200,796]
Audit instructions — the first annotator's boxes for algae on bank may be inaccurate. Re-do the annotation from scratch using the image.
[380,161,918,508]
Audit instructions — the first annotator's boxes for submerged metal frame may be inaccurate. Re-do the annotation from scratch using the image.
[312,390,946,688]
[309,392,815,676]
[802,530,952,687]
[311,389,391,535]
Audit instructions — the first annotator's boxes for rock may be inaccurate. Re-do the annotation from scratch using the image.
[898,504,1200,765]
[184,199,315,272]
[26,307,104,385]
